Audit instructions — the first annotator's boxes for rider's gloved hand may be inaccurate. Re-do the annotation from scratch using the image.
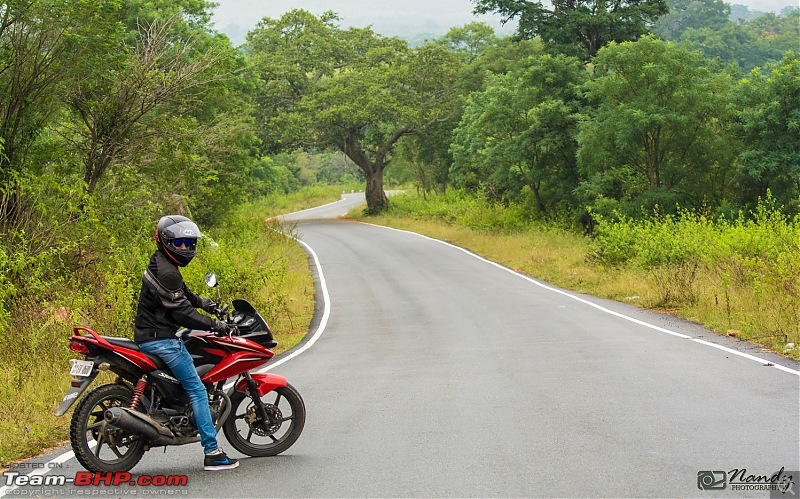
[199,297,217,314]
[212,320,231,336]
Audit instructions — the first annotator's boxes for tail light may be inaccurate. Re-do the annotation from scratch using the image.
[69,340,90,355]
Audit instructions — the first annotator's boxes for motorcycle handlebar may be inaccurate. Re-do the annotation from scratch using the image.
[211,304,229,318]
[214,323,238,338]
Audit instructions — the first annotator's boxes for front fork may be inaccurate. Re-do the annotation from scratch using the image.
[243,372,270,422]
[231,371,288,424]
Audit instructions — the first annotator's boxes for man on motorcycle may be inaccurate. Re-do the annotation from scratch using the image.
[134,215,239,471]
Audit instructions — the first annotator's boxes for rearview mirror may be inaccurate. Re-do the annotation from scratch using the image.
[204,272,218,288]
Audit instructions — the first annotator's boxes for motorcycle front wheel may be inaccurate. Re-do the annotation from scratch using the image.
[70,383,146,472]
[222,383,305,457]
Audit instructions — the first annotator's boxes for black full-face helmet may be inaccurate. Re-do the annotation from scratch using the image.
[155,215,201,267]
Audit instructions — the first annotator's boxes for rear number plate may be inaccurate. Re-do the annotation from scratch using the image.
[69,359,94,377]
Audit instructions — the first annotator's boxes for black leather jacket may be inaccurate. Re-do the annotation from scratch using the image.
[134,250,217,343]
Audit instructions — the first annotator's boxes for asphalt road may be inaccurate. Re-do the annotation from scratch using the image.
[277,191,368,222]
[3,192,799,498]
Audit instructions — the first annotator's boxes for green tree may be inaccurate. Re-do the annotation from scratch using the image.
[473,0,669,60]
[451,53,588,219]
[0,0,113,219]
[455,36,545,98]
[678,8,798,72]
[64,15,238,193]
[315,152,362,185]
[745,10,800,63]
[576,35,737,217]
[436,22,498,64]
[394,23,501,196]
[248,10,461,213]
[653,0,731,40]
[396,120,456,195]
[733,51,800,212]
[679,23,763,71]
[0,0,249,225]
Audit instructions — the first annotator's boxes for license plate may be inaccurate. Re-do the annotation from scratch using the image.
[69,359,94,377]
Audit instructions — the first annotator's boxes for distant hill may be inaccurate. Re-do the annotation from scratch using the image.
[730,1,797,20]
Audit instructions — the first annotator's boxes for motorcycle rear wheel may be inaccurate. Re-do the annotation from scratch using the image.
[70,383,146,472]
[222,383,305,457]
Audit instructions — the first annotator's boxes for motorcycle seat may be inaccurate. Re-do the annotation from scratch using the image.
[101,336,140,350]
[100,336,169,371]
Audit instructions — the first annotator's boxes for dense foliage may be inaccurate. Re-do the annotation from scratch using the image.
[576,35,737,218]
[473,0,669,60]
[654,0,799,71]
[247,10,461,213]
[0,0,352,466]
[451,52,587,220]
[440,6,798,225]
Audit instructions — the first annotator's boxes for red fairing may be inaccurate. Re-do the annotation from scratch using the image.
[233,373,287,397]
[71,327,158,372]
[195,333,273,383]
[201,352,270,383]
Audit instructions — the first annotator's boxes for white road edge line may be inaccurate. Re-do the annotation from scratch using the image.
[371,222,800,377]
[233,237,330,378]
[0,235,332,492]
[275,195,349,219]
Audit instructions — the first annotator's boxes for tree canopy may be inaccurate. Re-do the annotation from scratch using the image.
[472,0,669,60]
[733,52,800,212]
[451,53,587,219]
[248,9,462,212]
[0,0,796,228]
[576,35,737,216]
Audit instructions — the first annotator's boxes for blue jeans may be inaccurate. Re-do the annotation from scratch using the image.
[138,338,219,454]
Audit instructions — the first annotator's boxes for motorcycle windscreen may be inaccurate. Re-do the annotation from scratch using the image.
[232,299,273,338]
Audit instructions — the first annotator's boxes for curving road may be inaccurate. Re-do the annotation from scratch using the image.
[3,192,798,498]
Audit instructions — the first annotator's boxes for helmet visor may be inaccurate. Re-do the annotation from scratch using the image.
[170,238,197,249]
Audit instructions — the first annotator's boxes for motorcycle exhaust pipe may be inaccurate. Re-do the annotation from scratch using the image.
[105,407,187,446]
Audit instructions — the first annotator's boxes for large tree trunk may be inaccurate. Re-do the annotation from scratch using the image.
[341,133,390,214]
[365,169,389,214]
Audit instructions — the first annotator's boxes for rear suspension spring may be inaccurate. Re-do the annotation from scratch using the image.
[129,377,147,410]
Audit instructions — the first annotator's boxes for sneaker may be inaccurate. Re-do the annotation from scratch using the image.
[203,449,239,471]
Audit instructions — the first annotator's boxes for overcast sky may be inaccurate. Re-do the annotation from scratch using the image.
[210,0,512,45]
[210,0,797,46]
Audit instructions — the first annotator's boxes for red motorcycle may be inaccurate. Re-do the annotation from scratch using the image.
[54,273,305,472]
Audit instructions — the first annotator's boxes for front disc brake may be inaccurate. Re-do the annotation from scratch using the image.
[244,404,282,436]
